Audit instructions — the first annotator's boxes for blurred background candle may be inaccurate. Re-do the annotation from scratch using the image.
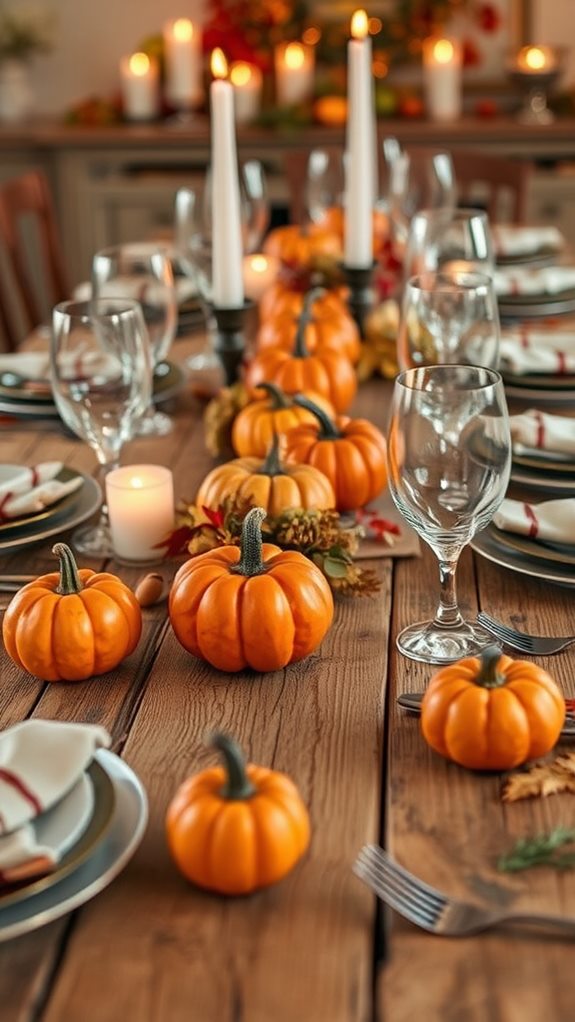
[242,253,279,301]
[210,48,245,308]
[423,37,462,122]
[344,10,374,269]
[120,52,159,122]
[274,42,315,106]
[106,465,174,562]
[230,61,262,124]
[163,17,202,109]
[515,45,557,73]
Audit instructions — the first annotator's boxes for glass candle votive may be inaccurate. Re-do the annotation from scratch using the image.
[106,465,174,562]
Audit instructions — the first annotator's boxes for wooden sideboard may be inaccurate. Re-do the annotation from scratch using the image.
[3,116,575,283]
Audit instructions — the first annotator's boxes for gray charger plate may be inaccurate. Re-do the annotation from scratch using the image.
[471,524,575,588]
[0,475,101,555]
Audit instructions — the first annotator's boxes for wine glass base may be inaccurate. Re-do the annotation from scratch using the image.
[396,619,495,665]
[70,522,114,558]
[136,411,173,437]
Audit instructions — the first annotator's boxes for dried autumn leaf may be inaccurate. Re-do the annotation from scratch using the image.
[502,752,575,803]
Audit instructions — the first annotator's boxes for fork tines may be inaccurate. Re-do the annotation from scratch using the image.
[353,845,447,931]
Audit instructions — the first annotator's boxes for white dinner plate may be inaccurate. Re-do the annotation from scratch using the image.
[0,474,101,556]
[472,524,575,588]
[0,749,147,941]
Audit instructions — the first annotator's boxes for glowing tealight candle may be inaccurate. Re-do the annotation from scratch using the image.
[516,45,557,73]
[344,10,374,269]
[242,253,280,301]
[274,41,315,106]
[230,61,263,124]
[163,17,202,109]
[106,465,174,562]
[210,48,245,309]
[120,52,159,121]
[423,36,462,122]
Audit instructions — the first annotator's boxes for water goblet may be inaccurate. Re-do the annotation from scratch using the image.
[404,208,495,281]
[387,364,511,663]
[92,243,177,436]
[50,298,153,557]
[398,271,500,372]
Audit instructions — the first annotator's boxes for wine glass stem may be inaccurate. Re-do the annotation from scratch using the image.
[96,459,119,525]
[434,559,465,630]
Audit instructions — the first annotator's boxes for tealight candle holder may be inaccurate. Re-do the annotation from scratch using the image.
[342,263,376,337]
[211,300,255,385]
[106,465,174,564]
[507,45,565,125]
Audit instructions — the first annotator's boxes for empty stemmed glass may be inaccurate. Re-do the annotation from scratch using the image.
[398,271,501,371]
[404,208,495,280]
[92,243,177,436]
[388,149,456,252]
[387,365,511,663]
[305,148,345,227]
[51,299,152,556]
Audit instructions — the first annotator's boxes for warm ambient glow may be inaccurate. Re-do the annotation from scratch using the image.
[433,38,455,64]
[230,62,253,86]
[368,17,382,34]
[128,52,151,77]
[524,45,547,70]
[351,9,369,40]
[284,42,305,70]
[302,26,321,46]
[250,255,269,273]
[130,477,144,489]
[211,47,228,79]
[172,18,194,42]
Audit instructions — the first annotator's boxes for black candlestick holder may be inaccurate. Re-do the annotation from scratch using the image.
[342,263,376,337]
[210,300,255,386]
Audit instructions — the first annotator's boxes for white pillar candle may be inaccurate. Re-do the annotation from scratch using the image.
[242,253,280,301]
[120,52,160,122]
[163,18,203,110]
[106,465,174,562]
[344,10,374,269]
[210,48,245,309]
[423,37,462,123]
[274,42,315,107]
[230,62,263,125]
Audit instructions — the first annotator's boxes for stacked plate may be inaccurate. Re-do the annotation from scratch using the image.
[472,523,575,589]
[510,445,575,496]
[502,371,575,409]
[0,465,102,556]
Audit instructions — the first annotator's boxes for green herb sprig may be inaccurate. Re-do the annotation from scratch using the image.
[498,827,575,873]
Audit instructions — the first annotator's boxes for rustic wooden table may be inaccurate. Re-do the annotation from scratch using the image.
[1,346,575,1022]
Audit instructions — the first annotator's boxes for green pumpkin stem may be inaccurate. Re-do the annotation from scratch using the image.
[293,394,340,439]
[293,287,323,359]
[256,381,290,410]
[52,542,83,595]
[230,506,268,577]
[260,433,283,476]
[211,732,256,800]
[475,645,506,689]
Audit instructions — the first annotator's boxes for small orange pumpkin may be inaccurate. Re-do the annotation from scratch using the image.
[257,287,361,365]
[231,382,335,457]
[166,732,311,895]
[2,543,142,682]
[283,396,388,511]
[169,506,334,672]
[421,646,566,771]
[259,278,349,323]
[263,224,341,270]
[196,433,335,515]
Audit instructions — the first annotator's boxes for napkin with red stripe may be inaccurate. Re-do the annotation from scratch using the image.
[493,497,575,544]
[510,410,575,457]
[494,265,575,297]
[0,462,83,520]
[493,225,564,258]
[500,326,575,375]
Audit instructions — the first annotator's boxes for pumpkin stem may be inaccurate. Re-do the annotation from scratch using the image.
[256,381,291,410]
[293,287,323,359]
[210,732,256,800]
[52,542,84,595]
[475,645,506,689]
[260,433,284,476]
[293,394,341,439]
[230,506,268,577]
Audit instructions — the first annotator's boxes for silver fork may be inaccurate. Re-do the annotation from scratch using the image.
[353,845,575,936]
[477,611,575,656]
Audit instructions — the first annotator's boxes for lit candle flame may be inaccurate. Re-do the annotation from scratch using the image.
[284,42,305,70]
[130,477,144,489]
[128,52,151,77]
[433,39,454,64]
[351,9,368,40]
[230,62,252,87]
[251,255,268,273]
[211,47,228,79]
[525,45,546,70]
[173,18,193,42]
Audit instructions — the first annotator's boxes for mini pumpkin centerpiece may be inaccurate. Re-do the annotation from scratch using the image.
[169,506,334,672]
[256,287,361,366]
[2,543,142,682]
[421,645,566,771]
[196,433,335,516]
[259,279,349,323]
[166,732,311,895]
[263,223,341,270]
[283,396,388,512]
[245,297,357,414]
[231,382,335,458]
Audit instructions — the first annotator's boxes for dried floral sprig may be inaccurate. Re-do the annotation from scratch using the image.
[156,496,382,596]
[497,828,575,873]
[203,382,250,457]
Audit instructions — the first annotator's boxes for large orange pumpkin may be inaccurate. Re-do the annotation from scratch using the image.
[166,732,310,895]
[256,287,361,365]
[283,396,388,511]
[2,543,142,681]
[169,506,334,672]
[231,382,335,457]
[263,224,341,269]
[196,433,335,516]
[421,646,566,771]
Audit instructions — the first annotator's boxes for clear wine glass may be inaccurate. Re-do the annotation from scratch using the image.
[203,159,270,253]
[404,208,495,280]
[305,148,345,227]
[50,298,153,557]
[398,271,501,372]
[92,243,177,436]
[387,365,511,664]
[388,149,456,252]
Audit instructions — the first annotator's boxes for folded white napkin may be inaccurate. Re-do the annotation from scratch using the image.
[0,719,110,835]
[510,410,575,457]
[0,462,63,500]
[500,327,575,375]
[0,350,120,384]
[0,351,51,382]
[494,266,575,297]
[493,225,564,258]
[493,496,575,544]
[0,475,84,520]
